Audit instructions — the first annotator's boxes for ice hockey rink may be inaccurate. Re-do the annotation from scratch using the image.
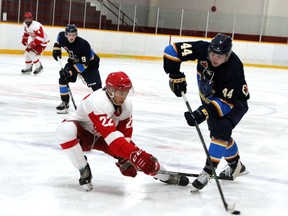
[0,54,287,216]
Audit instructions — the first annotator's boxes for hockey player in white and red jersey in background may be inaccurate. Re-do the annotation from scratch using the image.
[21,12,49,75]
[56,71,189,191]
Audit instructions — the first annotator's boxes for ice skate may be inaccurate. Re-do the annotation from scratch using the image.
[156,174,189,186]
[162,174,189,186]
[33,64,43,75]
[56,101,69,114]
[191,170,211,192]
[21,67,33,75]
[79,163,93,191]
[219,160,248,180]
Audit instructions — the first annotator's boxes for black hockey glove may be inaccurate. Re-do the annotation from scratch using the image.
[184,106,209,126]
[169,73,187,97]
[59,65,72,78]
[53,43,62,61]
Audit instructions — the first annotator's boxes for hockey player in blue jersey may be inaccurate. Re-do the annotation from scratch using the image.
[163,33,250,191]
[52,24,102,114]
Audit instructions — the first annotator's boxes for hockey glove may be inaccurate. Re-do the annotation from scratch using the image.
[53,43,62,61]
[26,41,36,52]
[184,105,209,126]
[59,65,73,78]
[116,158,137,178]
[22,36,28,46]
[130,149,160,176]
[169,73,187,97]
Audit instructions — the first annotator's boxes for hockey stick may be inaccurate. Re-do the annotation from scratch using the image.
[181,92,240,215]
[157,169,234,180]
[58,58,77,110]
[157,169,199,177]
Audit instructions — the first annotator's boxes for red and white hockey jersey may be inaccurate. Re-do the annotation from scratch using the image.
[67,89,135,158]
[23,20,49,47]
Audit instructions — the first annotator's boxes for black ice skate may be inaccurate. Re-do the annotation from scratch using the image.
[156,174,189,186]
[56,101,69,114]
[219,160,248,180]
[79,163,93,191]
[33,64,43,75]
[191,170,211,192]
[21,67,33,75]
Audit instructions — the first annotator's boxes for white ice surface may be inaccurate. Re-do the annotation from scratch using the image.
[0,54,287,216]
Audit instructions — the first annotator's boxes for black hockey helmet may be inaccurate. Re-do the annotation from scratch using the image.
[65,24,78,35]
[208,33,232,55]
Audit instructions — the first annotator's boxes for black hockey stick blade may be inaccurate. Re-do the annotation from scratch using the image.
[157,169,234,180]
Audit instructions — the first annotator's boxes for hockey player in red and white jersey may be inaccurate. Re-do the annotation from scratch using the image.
[21,12,49,75]
[56,71,189,191]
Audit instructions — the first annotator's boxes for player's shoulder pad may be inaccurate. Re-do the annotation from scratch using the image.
[164,44,181,62]
[164,44,178,57]
[28,21,42,31]
[87,90,115,115]
[77,36,91,48]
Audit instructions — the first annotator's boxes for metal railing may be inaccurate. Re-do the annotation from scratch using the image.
[94,0,146,32]
[1,0,287,43]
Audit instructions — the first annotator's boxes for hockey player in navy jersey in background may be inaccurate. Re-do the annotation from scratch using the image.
[163,33,250,191]
[21,12,49,75]
[56,71,189,191]
[52,24,102,114]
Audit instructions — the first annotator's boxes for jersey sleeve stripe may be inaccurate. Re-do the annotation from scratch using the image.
[164,44,181,62]
[105,130,124,145]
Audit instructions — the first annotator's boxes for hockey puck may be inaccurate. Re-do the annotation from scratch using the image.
[179,176,189,186]
[232,210,241,215]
